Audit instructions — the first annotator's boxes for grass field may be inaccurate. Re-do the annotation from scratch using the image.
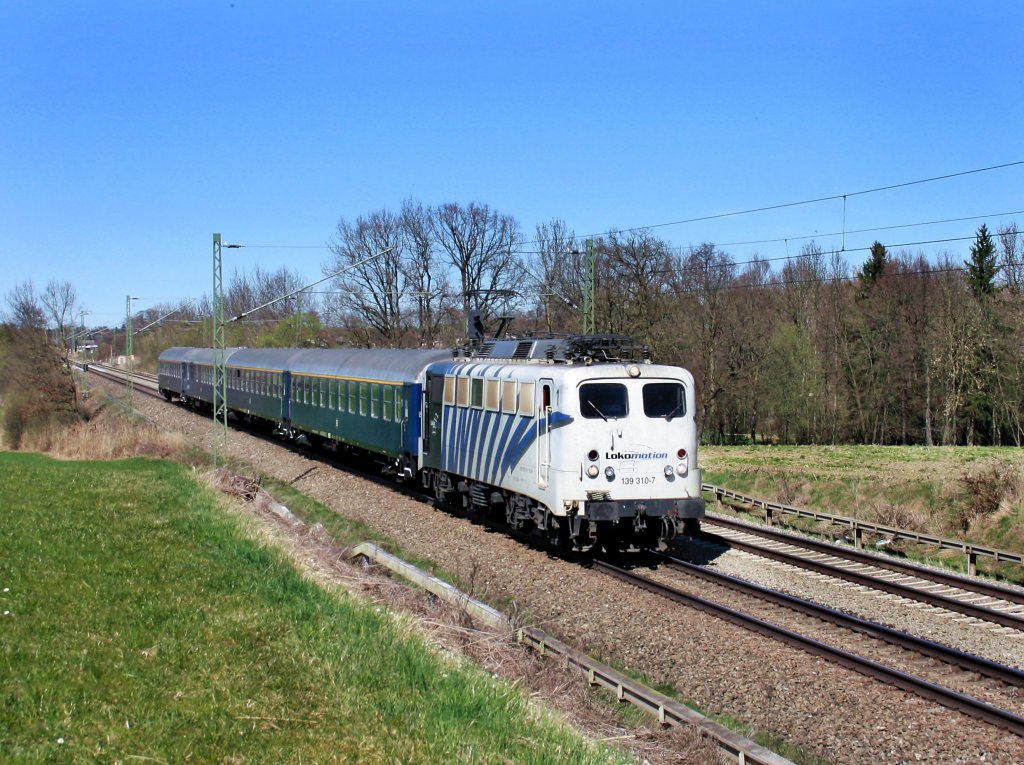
[701,445,1024,579]
[0,453,626,765]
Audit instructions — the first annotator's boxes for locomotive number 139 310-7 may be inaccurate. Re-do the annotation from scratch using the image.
[621,475,657,486]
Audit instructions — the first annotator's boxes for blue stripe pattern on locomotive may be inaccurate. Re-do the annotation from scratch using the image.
[436,362,575,484]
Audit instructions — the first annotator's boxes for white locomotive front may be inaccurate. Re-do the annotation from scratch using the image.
[420,334,704,551]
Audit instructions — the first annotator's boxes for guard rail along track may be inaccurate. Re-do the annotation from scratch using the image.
[704,483,1023,576]
[699,519,1024,631]
[596,560,1024,737]
[351,543,796,765]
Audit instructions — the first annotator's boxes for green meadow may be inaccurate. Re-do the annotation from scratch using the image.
[0,453,625,765]
[701,444,1024,579]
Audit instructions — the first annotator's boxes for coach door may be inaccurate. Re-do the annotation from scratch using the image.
[537,378,553,488]
[422,373,444,462]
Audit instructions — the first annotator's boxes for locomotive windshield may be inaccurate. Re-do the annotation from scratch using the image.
[642,382,686,420]
[579,383,628,420]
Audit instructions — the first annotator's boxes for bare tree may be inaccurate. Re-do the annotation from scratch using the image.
[41,280,78,349]
[668,242,735,436]
[431,202,522,326]
[533,219,582,333]
[400,199,454,346]
[998,222,1023,295]
[5,281,47,333]
[327,209,407,345]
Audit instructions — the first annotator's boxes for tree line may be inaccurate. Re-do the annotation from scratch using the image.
[5,199,1022,447]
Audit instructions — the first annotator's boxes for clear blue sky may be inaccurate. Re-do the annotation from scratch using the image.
[2,1,1022,326]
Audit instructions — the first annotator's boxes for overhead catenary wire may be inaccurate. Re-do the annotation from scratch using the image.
[511,208,1024,257]
[570,159,1024,242]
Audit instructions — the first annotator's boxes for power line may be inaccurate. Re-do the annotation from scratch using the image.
[577,160,1024,240]
[513,207,1024,257]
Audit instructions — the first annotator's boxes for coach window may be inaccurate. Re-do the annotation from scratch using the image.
[484,379,500,411]
[321,379,329,408]
[371,384,380,418]
[471,378,483,409]
[642,382,686,420]
[456,376,470,407]
[345,381,354,413]
[518,381,535,417]
[501,380,517,414]
[579,383,628,420]
[359,382,369,416]
[383,385,394,421]
[443,375,456,405]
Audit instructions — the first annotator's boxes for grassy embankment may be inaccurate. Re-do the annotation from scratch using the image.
[0,452,627,765]
[702,445,1024,581]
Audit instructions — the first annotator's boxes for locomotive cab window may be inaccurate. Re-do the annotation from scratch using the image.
[579,383,628,420]
[642,382,686,420]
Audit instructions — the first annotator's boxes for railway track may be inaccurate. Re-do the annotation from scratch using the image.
[89,367,1024,741]
[597,559,1024,737]
[83,362,160,392]
[700,515,1024,633]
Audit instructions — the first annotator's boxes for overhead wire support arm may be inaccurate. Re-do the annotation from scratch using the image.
[226,247,395,324]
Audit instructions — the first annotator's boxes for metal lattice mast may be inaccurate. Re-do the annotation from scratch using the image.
[582,238,596,334]
[79,309,89,398]
[212,233,228,468]
[125,296,135,408]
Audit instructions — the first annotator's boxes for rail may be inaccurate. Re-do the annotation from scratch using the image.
[703,483,1024,575]
[597,561,1024,737]
[658,552,1024,687]
[350,542,795,765]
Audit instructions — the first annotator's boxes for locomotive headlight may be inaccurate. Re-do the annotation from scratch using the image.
[604,466,615,480]
[663,465,674,478]
[587,449,599,461]
[586,464,600,478]
[676,461,688,476]
[628,365,641,378]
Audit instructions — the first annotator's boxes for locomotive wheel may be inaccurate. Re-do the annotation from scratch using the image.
[546,516,570,549]
[505,502,522,531]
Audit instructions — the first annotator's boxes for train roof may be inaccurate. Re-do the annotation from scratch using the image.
[159,347,451,383]
[284,348,451,382]
[159,347,244,364]
[456,333,650,364]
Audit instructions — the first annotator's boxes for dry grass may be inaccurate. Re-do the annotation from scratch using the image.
[15,396,186,461]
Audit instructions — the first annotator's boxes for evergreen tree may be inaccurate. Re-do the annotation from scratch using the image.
[856,241,887,299]
[965,224,998,299]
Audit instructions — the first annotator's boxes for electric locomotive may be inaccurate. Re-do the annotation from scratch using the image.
[157,332,704,551]
[420,333,703,550]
